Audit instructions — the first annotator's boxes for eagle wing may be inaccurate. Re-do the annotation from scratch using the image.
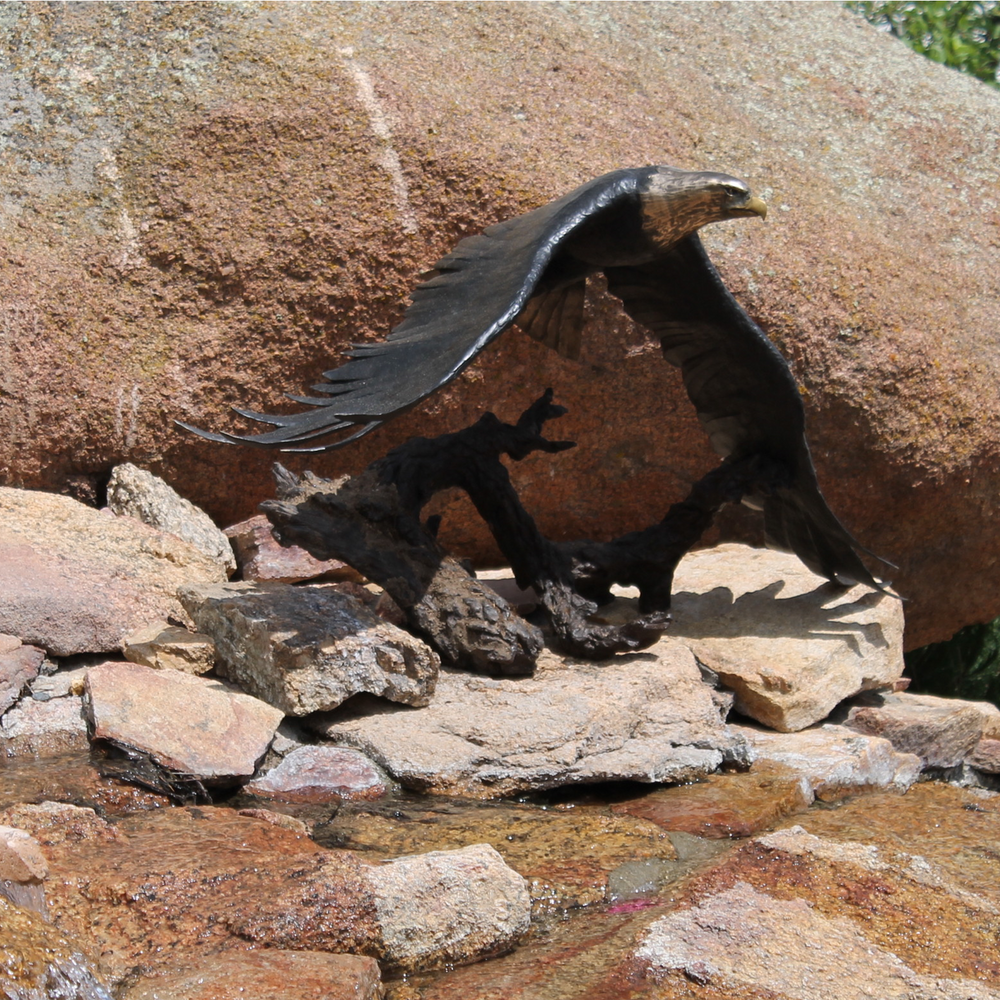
[604,235,887,590]
[183,169,651,450]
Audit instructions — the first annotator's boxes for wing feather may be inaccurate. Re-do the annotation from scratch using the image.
[190,169,651,449]
[604,236,887,591]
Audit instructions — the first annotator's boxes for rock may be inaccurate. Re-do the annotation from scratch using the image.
[366,843,530,971]
[178,581,438,714]
[0,643,44,715]
[0,696,90,757]
[735,723,922,800]
[0,488,227,656]
[28,666,90,700]
[0,802,125,847]
[107,463,236,574]
[121,621,216,674]
[119,951,382,1000]
[611,761,813,839]
[225,514,358,583]
[2,4,998,649]
[841,690,985,768]
[310,642,751,796]
[0,897,113,1000]
[0,634,22,655]
[236,808,310,835]
[634,879,1000,999]
[28,805,529,980]
[667,544,903,732]
[967,739,1000,774]
[246,745,388,803]
[85,661,283,781]
[0,826,48,882]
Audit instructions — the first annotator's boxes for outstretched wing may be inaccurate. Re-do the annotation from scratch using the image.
[604,235,888,590]
[186,169,653,450]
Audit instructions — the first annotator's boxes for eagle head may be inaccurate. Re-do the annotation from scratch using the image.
[641,166,767,249]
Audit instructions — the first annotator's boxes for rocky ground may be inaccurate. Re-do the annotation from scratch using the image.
[2,468,998,999]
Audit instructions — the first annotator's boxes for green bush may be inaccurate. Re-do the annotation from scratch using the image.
[847,1,1000,87]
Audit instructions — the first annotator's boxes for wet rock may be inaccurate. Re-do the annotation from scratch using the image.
[0,488,227,656]
[120,951,382,1000]
[841,690,986,767]
[0,802,125,847]
[0,643,44,715]
[0,897,113,1000]
[107,463,236,575]
[634,879,1000,999]
[236,807,310,835]
[246,745,388,803]
[0,826,48,882]
[30,806,528,980]
[668,544,904,732]
[225,513,359,583]
[735,723,922,800]
[121,621,216,675]
[612,761,813,839]
[311,643,750,796]
[179,581,438,714]
[85,661,283,781]
[0,696,90,757]
[367,843,530,971]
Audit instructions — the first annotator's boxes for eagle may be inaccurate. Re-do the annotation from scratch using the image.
[182,165,887,592]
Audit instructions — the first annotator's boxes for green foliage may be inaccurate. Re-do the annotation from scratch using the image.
[847,1,1000,87]
[905,619,1000,705]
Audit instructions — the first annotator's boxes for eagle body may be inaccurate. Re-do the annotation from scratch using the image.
[183,166,886,591]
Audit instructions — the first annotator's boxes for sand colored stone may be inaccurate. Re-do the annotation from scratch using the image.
[0,488,226,656]
[122,621,216,674]
[668,544,903,732]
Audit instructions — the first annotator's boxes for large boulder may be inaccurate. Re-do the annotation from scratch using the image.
[1,4,997,649]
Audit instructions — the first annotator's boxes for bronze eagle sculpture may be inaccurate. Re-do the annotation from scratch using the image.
[182,165,887,592]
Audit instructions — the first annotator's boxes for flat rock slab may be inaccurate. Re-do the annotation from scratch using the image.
[635,879,1000,1000]
[668,544,904,732]
[179,581,438,715]
[120,951,382,1000]
[246,745,388,803]
[0,487,227,656]
[735,723,922,801]
[86,662,283,780]
[311,642,751,796]
[225,513,358,583]
[107,463,236,574]
[842,690,987,768]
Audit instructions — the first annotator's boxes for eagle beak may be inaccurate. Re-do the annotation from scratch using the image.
[737,195,768,220]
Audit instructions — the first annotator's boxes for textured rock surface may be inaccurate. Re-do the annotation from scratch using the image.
[225,513,358,583]
[969,739,1000,774]
[737,723,923,800]
[0,643,43,715]
[85,661,283,780]
[0,696,90,757]
[635,879,1000,999]
[246,745,388,803]
[366,844,530,972]
[668,544,904,731]
[2,3,999,649]
[842,690,986,767]
[0,488,227,655]
[120,951,382,1000]
[107,463,236,574]
[0,897,113,1000]
[179,581,438,714]
[17,805,529,980]
[121,621,216,674]
[0,825,47,882]
[311,643,751,796]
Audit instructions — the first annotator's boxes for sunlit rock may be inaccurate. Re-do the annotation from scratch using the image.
[0,488,227,656]
[246,745,388,803]
[668,544,903,732]
[121,621,216,675]
[179,581,438,714]
[107,463,236,575]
